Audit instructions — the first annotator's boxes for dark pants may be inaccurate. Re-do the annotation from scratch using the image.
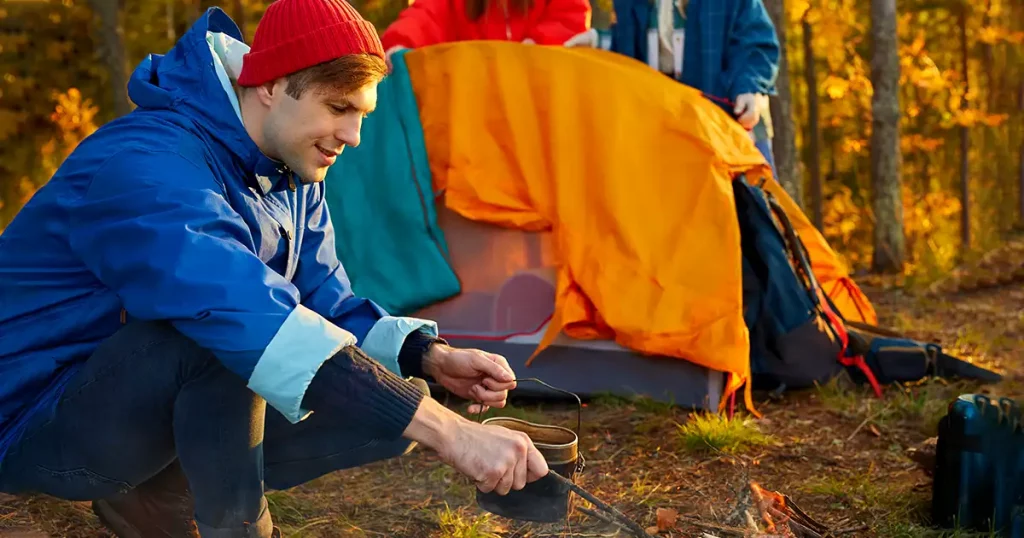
[0,322,413,537]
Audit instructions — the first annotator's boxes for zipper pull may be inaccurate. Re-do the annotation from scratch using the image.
[287,172,296,192]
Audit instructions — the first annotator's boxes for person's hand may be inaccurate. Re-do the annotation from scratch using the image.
[424,343,517,413]
[563,28,598,48]
[403,398,550,495]
[385,45,408,72]
[442,417,549,494]
[733,93,760,130]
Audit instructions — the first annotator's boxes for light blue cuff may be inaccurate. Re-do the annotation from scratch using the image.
[361,316,438,376]
[249,305,356,423]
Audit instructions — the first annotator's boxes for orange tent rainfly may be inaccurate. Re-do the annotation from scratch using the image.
[404,42,874,413]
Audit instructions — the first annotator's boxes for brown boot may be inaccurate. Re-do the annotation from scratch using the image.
[92,461,199,538]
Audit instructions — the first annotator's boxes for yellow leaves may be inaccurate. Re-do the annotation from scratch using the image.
[38,87,98,181]
[823,76,849,100]
[789,0,809,22]
[17,176,38,206]
[842,139,867,155]
[901,134,944,153]
[908,32,926,56]
[822,185,870,269]
[907,61,944,91]
[976,25,1024,45]
[949,109,1010,128]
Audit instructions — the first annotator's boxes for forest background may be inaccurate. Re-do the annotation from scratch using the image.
[1,0,1023,281]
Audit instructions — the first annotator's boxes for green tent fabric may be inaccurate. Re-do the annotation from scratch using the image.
[323,50,461,315]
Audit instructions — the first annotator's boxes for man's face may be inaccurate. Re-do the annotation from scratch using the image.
[260,79,378,184]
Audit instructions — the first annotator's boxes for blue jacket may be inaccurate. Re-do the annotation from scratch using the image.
[0,9,434,463]
[609,0,780,102]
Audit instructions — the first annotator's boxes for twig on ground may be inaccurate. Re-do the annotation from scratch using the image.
[578,506,618,527]
[845,404,891,442]
[828,524,869,536]
[548,472,656,538]
[782,496,829,534]
[586,446,628,465]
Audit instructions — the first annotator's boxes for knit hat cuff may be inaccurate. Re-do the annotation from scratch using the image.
[237,20,384,87]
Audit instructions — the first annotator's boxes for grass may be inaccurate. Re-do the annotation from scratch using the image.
[433,503,503,538]
[590,392,678,415]
[675,412,775,454]
[815,377,964,437]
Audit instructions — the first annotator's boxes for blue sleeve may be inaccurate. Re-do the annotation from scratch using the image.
[68,150,357,424]
[724,0,780,99]
[293,185,438,376]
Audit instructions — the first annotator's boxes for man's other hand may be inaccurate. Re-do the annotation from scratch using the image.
[733,93,760,130]
[424,344,517,413]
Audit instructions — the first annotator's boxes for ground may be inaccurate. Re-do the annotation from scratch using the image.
[1,276,1021,537]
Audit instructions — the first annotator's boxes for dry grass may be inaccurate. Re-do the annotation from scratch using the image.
[2,282,1021,537]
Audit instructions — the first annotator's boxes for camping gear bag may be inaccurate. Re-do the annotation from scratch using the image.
[733,176,1001,394]
[932,394,1024,536]
[733,176,880,394]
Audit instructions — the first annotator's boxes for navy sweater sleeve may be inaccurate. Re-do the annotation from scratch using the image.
[300,329,441,438]
[301,345,425,438]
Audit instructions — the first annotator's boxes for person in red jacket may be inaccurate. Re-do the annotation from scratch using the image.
[380,0,591,62]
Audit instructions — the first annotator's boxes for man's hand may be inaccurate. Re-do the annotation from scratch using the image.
[403,398,549,495]
[424,343,517,413]
[733,93,760,130]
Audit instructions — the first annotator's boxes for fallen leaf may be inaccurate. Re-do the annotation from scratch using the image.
[646,526,660,535]
[656,507,679,531]
[869,424,882,437]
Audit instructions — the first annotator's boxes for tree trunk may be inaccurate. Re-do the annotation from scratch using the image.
[234,0,247,40]
[1018,80,1023,228]
[166,0,175,41]
[959,4,971,250]
[764,0,803,207]
[88,0,131,118]
[802,10,823,230]
[869,0,905,273]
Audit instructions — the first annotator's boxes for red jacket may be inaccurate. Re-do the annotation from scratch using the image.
[380,0,591,49]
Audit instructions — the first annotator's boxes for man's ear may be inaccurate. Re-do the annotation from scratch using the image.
[255,78,287,106]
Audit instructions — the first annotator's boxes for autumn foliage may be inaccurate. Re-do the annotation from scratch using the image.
[1,0,1022,277]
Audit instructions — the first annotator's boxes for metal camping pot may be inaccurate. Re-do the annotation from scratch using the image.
[474,380,584,523]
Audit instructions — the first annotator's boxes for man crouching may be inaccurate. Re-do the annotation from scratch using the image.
[0,1,546,536]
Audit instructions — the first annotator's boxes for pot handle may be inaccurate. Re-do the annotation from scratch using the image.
[473,377,582,442]
[515,377,582,442]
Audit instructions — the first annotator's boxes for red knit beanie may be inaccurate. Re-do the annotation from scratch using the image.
[237,0,385,87]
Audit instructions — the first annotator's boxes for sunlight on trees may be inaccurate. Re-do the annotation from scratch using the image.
[1,0,1021,279]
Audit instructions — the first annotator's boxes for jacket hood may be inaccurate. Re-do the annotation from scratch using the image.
[127,8,263,170]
